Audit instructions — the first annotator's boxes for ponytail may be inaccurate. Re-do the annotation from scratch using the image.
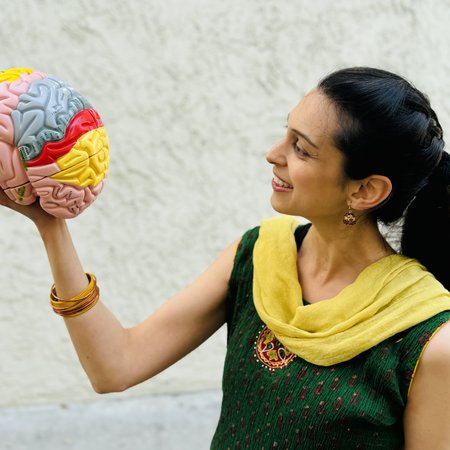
[401,151,450,289]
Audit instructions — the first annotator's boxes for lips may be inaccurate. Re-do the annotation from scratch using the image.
[273,173,293,189]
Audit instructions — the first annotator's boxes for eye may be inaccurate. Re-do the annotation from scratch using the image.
[284,125,313,158]
[292,140,309,157]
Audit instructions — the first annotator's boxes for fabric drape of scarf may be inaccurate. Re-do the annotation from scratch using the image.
[253,215,450,366]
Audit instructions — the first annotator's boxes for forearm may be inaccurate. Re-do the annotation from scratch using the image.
[38,218,89,297]
[37,217,129,392]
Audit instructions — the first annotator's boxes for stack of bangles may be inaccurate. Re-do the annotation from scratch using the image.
[50,273,100,318]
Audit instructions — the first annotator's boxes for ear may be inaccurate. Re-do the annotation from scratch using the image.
[347,175,392,211]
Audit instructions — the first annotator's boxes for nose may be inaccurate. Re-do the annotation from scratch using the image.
[266,138,287,166]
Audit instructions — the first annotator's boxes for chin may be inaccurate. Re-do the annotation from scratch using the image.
[270,199,301,217]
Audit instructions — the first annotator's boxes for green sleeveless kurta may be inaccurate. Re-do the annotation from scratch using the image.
[211,225,450,450]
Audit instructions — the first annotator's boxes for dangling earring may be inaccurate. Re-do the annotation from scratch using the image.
[343,203,357,226]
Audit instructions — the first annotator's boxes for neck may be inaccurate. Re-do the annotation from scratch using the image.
[299,218,396,283]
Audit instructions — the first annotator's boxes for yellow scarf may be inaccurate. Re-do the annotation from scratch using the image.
[253,216,450,366]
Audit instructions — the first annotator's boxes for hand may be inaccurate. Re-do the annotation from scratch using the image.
[0,189,58,227]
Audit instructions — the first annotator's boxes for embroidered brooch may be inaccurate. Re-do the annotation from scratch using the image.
[254,325,296,371]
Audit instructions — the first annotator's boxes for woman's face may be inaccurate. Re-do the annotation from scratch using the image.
[266,89,350,222]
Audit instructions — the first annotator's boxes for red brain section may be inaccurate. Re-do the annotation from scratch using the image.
[26,108,104,167]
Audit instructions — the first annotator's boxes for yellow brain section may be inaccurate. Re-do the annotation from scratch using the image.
[0,67,33,83]
[51,127,109,187]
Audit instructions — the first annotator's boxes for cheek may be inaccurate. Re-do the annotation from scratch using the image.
[292,167,343,203]
[291,165,323,188]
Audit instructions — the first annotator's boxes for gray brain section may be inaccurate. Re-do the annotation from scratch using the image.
[11,76,92,161]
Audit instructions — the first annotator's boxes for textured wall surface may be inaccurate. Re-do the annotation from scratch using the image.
[0,0,450,446]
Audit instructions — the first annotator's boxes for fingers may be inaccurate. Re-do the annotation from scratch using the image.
[0,189,15,208]
[0,188,44,222]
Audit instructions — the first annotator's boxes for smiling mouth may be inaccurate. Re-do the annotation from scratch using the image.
[273,174,293,189]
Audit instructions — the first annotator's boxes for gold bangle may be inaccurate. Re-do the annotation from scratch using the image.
[50,273,100,318]
[50,273,96,302]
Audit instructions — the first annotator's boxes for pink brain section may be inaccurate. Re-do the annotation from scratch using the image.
[32,177,106,219]
[0,71,46,203]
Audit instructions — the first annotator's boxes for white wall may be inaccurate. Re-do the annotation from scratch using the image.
[0,0,449,436]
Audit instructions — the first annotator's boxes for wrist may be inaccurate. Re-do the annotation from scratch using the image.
[35,216,67,240]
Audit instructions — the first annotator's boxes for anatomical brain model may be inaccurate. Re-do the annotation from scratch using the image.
[0,67,109,218]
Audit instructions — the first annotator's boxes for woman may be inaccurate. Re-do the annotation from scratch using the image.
[1,67,450,449]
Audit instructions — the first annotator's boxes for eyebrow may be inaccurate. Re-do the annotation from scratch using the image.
[286,114,319,149]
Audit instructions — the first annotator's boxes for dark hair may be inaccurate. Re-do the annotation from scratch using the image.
[318,67,450,290]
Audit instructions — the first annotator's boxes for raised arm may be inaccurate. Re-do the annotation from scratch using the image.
[1,191,239,393]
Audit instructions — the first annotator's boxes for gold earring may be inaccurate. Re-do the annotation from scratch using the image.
[343,204,357,226]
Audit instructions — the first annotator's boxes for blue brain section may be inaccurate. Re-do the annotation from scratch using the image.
[11,76,92,161]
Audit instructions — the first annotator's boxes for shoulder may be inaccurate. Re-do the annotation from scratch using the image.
[233,225,260,263]
[407,316,450,390]
[414,319,450,376]
[241,225,260,244]
[403,319,450,449]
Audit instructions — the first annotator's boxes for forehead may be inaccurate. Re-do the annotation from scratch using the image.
[288,89,339,147]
